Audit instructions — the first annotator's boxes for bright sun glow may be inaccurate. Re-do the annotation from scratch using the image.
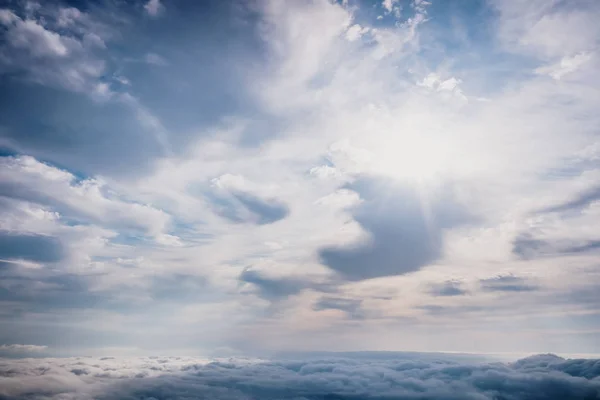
[365,132,461,182]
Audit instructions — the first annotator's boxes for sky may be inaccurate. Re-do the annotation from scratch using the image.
[0,0,600,359]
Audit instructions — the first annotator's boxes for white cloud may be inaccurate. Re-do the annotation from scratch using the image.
[252,0,353,111]
[418,73,462,92]
[0,5,109,94]
[535,52,593,80]
[56,7,82,27]
[0,156,173,241]
[0,9,18,24]
[493,0,600,58]
[3,14,68,57]
[144,52,168,65]
[382,0,398,13]
[345,24,369,42]
[144,0,164,17]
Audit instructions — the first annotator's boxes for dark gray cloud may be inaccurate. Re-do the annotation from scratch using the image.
[0,353,599,399]
[540,185,600,214]
[238,267,338,302]
[513,234,600,259]
[0,261,158,320]
[513,234,553,259]
[480,275,539,292]
[563,240,600,254]
[230,191,289,225]
[319,177,473,281]
[430,281,467,296]
[0,231,64,262]
[514,184,600,260]
[0,261,104,310]
[208,190,289,225]
[313,297,364,319]
[239,269,308,300]
[513,354,600,380]
[417,304,484,317]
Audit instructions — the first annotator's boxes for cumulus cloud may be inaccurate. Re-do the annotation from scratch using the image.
[0,4,109,95]
[0,354,599,399]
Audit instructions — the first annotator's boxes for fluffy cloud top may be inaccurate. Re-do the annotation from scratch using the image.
[0,353,599,399]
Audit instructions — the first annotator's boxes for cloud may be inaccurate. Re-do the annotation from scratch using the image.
[0,260,113,311]
[0,354,599,399]
[0,4,109,95]
[144,0,164,17]
[229,192,289,225]
[512,234,554,259]
[1,0,600,356]
[513,234,600,259]
[2,11,68,57]
[479,275,539,292]
[144,52,167,66]
[430,281,468,297]
[313,296,364,318]
[382,0,399,13]
[0,156,174,240]
[535,52,593,80]
[493,0,600,58]
[0,344,47,354]
[345,24,369,42]
[539,185,600,214]
[319,177,473,280]
[209,174,289,225]
[239,269,309,301]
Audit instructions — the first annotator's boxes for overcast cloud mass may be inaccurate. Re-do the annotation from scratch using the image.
[1,1,600,395]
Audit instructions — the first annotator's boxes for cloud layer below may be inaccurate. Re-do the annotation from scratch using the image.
[0,353,599,399]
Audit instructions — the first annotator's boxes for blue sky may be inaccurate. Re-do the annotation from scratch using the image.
[0,0,600,358]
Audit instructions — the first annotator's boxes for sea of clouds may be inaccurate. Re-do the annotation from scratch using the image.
[0,352,599,399]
